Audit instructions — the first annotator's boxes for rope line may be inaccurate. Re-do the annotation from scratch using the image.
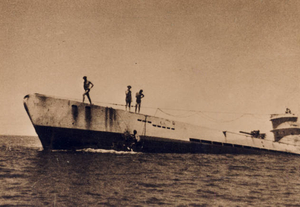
[196,111,248,123]
[156,108,199,118]
[157,108,261,123]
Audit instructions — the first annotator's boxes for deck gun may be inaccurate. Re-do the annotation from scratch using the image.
[239,130,266,139]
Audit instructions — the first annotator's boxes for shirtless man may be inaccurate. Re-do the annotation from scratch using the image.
[125,85,132,111]
[135,89,144,113]
[82,76,94,104]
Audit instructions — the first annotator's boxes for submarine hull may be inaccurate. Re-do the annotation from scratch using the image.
[24,93,300,154]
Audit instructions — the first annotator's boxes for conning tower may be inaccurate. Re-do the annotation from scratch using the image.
[270,112,300,142]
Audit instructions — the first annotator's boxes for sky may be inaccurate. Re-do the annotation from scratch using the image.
[1,0,300,137]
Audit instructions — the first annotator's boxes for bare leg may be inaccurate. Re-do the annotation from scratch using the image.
[86,93,92,104]
[136,103,141,113]
[138,103,141,113]
[83,90,89,103]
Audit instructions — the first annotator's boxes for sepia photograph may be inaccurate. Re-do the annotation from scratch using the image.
[1,0,300,206]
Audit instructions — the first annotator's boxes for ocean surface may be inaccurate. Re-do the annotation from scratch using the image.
[1,135,300,207]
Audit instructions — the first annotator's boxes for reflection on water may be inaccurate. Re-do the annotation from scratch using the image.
[1,136,300,206]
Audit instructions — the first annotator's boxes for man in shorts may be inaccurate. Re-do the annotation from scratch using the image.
[82,76,94,104]
[135,89,144,113]
[125,85,132,111]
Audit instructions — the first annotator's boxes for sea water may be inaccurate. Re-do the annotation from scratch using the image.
[1,135,300,206]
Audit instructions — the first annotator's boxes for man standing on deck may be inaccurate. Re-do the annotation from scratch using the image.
[82,76,94,104]
[125,85,132,111]
[135,89,144,113]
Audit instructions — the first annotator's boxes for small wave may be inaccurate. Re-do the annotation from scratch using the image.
[50,148,140,154]
[77,148,139,154]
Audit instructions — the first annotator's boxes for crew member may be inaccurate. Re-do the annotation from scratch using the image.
[125,85,132,111]
[82,76,94,104]
[135,89,144,113]
[286,108,291,114]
